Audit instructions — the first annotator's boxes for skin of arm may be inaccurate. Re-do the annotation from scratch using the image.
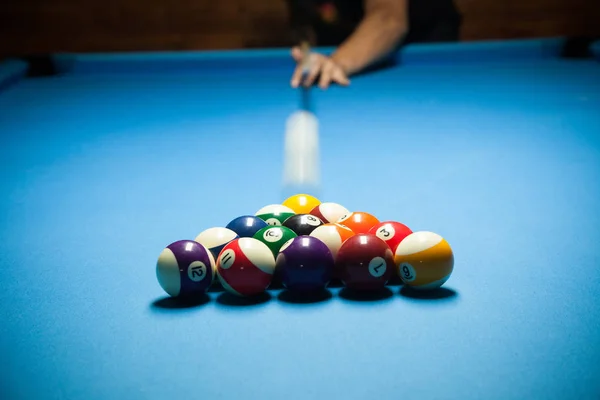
[290,0,409,88]
[331,0,409,75]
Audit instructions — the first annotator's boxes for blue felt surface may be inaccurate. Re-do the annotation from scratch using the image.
[0,59,28,91]
[591,40,600,61]
[1,39,600,400]
[50,37,570,75]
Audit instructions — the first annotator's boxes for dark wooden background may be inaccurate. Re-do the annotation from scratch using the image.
[1,0,599,56]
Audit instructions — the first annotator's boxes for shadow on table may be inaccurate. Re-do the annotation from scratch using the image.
[386,275,403,287]
[278,288,333,304]
[399,286,458,302]
[326,279,344,288]
[338,287,394,302]
[208,282,225,293]
[151,294,211,311]
[216,291,272,307]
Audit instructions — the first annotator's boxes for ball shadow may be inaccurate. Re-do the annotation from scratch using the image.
[399,286,458,301]
[386,275,403,287]
[208,283,225,293]
[216,291,272,307]
[278,288,333,304]
[339,287,394,302]
[268,277,285,290]
[326,279,345,288]
[151,294,211,310]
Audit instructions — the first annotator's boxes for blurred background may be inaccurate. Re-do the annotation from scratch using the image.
[0,0,599,57]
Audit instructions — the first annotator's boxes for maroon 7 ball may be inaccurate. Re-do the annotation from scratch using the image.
[335,234,395,291]
[276,236,334,292]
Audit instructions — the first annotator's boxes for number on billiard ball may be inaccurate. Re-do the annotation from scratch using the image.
[252,226,298,257]
[156,240,216,298]
[283,214,324,236]
[368,221,412,254]
[393,231,454,290]
[335,234,395,291]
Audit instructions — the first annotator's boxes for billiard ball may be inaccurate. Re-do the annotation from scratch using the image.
[253,225,298,257]
[225,215,268,238]
[255,204,296,226]
[310,202,350,223]
[368,221,412,253]
[216,237,276,296]
[337,211,380,234]
[276,236,334,292]
[156,240,215,298]
[336,234,395,291]
[282,193,321,214]
[194,227,239,260]
[394,231,454,290]
[309,223,355,260]
[283,214,324,236]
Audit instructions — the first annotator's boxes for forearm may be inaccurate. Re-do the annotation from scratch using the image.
[331,10,407,75]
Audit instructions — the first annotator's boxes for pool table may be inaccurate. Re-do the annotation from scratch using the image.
[1,37,599,400]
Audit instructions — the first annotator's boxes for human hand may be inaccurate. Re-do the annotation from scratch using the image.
[290,46,350,89]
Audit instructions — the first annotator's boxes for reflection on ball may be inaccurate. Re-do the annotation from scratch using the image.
[282,193,321,214]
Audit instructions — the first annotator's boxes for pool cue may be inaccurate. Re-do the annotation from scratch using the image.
[299,41,312,112]
[282,40,321,200]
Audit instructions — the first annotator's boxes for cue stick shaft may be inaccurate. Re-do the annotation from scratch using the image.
[299,41,312,112]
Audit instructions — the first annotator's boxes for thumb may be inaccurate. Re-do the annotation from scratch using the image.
[291,46,304,62]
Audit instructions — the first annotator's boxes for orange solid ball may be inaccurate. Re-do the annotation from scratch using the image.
[337,211,380,234]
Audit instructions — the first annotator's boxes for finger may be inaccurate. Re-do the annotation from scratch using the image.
[318,61,335,89]
[332,67,350,86]
[290,64,306,88]
[303,58,322,87]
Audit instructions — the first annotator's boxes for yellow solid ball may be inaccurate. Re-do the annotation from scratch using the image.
[394,231,454,290]
[282,193,321,214]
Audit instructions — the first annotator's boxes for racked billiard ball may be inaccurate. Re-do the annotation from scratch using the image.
[216,237,275,296]
[276,236,334,292]
[310,202,350,223]
[283,214,324,236]
[254,204,296,226]
[226,215,268,238]
[336,234,395,291]
[156,240,215,298]
[282,193,321,214]
[309,223,355,260]
[194,226,239,260]
[368,221,412,253]
[337,211,380,234]
[394,231,454,290]
[253,225,298,257]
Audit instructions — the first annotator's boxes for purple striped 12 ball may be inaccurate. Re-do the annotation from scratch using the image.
[156,240,215,298]
[275,236,334,292]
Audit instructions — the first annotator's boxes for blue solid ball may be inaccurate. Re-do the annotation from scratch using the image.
[226,215,268,238]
